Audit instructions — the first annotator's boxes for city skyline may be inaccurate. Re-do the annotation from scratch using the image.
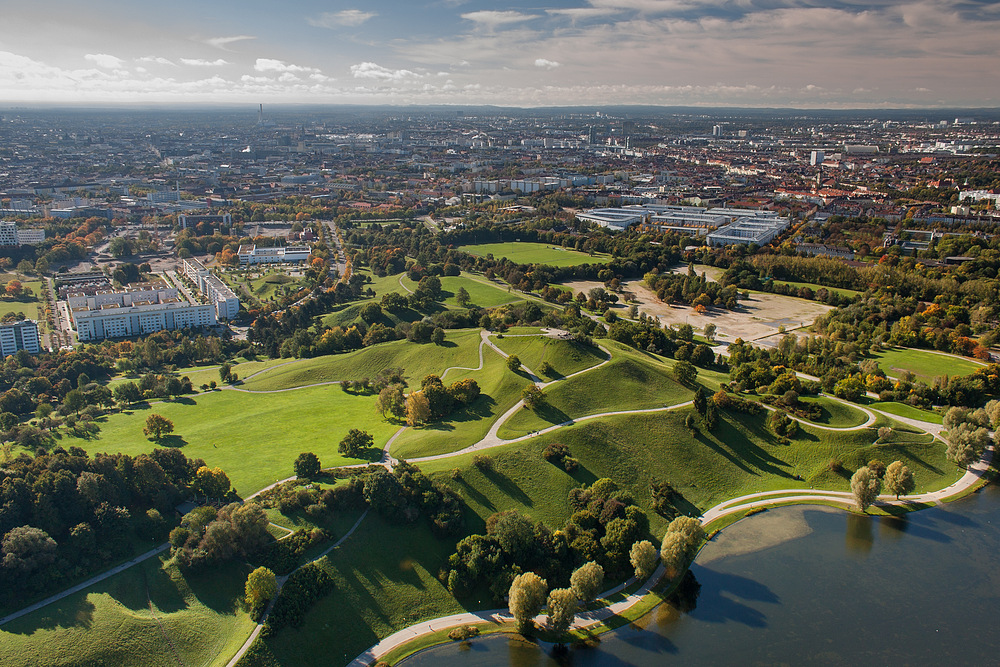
[0,0,998,108]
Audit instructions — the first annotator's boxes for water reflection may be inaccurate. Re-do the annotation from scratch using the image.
[844,513,874,554]
[402,490,1000,666]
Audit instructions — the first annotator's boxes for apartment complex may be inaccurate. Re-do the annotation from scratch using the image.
[68,282,216,342]
[237,244,310,265]
[0,319,40,357]
[181,258,241,320]
[0,220,45,246]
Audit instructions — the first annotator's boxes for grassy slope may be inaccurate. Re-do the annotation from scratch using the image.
[772,279,861,298]
[239,331,482,392]
[390,346,523,459]
[870,347,983,382]
[490,334,607,378]
[797,395,869,428]
[869,401,944,424]
[0,557,254,667]
[65,386,399,496]
[499,345,693,438]
[456,242,611,267]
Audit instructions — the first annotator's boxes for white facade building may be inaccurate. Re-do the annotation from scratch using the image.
[236,245,311,265]
[181,258,241,320]
[0,319,40,357]
[68,282,217,342]
[0,221,45,246]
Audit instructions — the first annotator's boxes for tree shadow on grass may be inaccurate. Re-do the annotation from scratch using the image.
[169,396,197,406]
[3,596,97,634]
[482,468,533,507]
[531,402,571,427]
[696,418,794,479]
[456,479,497,519]
[156,434,189,448]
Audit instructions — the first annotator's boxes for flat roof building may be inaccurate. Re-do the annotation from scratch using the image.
[67,282,217,342]
[0,319,40,357]
[707,216,790,247]
[182,258,240,320]
[237,245,311,265]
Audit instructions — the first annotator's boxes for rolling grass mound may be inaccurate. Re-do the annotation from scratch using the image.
[491,333,606,378]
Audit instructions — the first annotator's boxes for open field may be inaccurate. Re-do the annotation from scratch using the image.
[0,557,254,667]
[399,273,523,310]
[63,385,399,495]
[869,347,984,382]
[0,275,45,321]
[457,241,611,267]
[772,279,861,298]
[868,401,944,424]
[490,333,607,378]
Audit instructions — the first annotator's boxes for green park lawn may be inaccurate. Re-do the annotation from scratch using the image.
[490,333,607,378]
[63,385,399,496]
[0,275,45,321]
[0,557,255,667]
[869,347,984,382]
[772,279,861,298]
[868,401,944,425]
[456,241,611,267]
[498,345,693,439]
[797,395,870,428]
[239,331,483,392]
[398,272,524,310]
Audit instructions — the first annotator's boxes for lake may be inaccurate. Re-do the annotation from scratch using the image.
[401,485,1000,665]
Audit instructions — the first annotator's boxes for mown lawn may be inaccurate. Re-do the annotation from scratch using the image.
[397,272,523,310]
[498,346,693,438]
[0,275,45,321]
[490,333,607,378]
[456,242,611,267]
[239,331,483,392]
[0,557,254,667]
[869,347,983,382]
[797,395,869,428]
[63,386,399,496]
[772,279,861,298]
[868,401,944,424]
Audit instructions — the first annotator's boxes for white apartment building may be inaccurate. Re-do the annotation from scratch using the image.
[181,257,241,320]
[0,319,40,357]
[68,282,217,342]
[0,221,45,246]
[236,244,310,265]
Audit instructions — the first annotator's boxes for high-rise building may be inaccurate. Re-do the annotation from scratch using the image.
[712,125,722,137]
[810,150,825,166]
[0,319,40,357]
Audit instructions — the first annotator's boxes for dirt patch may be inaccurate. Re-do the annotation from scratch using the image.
[698,506,823,565]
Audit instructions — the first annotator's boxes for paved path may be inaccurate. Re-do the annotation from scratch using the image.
[759,393,877,431]
[0,543,171,627]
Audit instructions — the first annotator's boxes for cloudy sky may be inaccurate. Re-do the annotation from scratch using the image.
[0,0,997,108]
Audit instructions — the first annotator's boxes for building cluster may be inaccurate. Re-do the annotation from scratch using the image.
[236,244,310,265]
[0,319,40,357]
[0,221,45,246]
[67,281,216,342]
[181,258,240,320]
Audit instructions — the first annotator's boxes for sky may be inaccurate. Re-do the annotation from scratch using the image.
[0,0,998,108]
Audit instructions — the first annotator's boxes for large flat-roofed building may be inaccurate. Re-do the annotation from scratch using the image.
[575,208,650,230]
[178,213,232,230]
[707,216,790,247]
[0,221,45,246]
[181,257,240,320]
[0,319,40,357]
[237,244,310,265]
[68,282,217,342]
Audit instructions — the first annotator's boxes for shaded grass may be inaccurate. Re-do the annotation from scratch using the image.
[0,556,254,667]
[456,241,611,267]
[797,395,869,428]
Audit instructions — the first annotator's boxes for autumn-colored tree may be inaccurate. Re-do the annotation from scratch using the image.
[405,391,431,426]
[143,413,174,440]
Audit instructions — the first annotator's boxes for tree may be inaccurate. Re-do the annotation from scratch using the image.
[339,429,373,457]
[294,452,321,479]
[456,286,471,308]
[667,515,705,555]
[521,384,544,409]
[143,414,174,441]
[1,525,57,575]
[245,566,278,609]
[193,466,231,499]
[570,562,604,603]
[508,571,548,633]
[63,389,86,416]
[674,360,697,386]
[546,588,579,638]
[360,301,382,324]
[113,381,142,406]
[630,540,658,580]
[219,363,233,384]
[850,466,881,513]
[704,323,717,343]
[693,388,707,415]
[431,327,446,345]
[884,461,915,499]
[405,391,431,426]
[660,532,688,576]
[506,355,521,372]
[376,384,406,419]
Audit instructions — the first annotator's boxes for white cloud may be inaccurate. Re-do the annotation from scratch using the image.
[84,53,124,69]
[181,58,230,67]
[534,58,561,69]
[350,62,421,80]
[461,10,538,28]
[137,56,176,66]
[254,58,320,74]
[205,35,256,50]
[308,10,377,28]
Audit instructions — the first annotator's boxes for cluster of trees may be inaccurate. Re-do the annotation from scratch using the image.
[645,265,743,311]
[0,446,208,605]
[444,477,652,604]
[363,463,464,535]
[943,403,997,467]
[850,458,916,511]
[168,501,267,570]
[396,375,481,426]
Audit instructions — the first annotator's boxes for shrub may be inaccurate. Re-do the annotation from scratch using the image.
[266,563,335,631]
[473,454,494,472]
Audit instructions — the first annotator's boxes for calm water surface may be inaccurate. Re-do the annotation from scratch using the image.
[402,485,1000,666]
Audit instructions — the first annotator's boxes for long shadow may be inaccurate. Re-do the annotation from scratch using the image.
[483,468,534,507]
[436,340,458,348]
[169,396,197,406]
[456,479,497,516]
[157,434,189,448]
[3,596,97,634]
[686,567,777,628]
[532,402,571,426]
